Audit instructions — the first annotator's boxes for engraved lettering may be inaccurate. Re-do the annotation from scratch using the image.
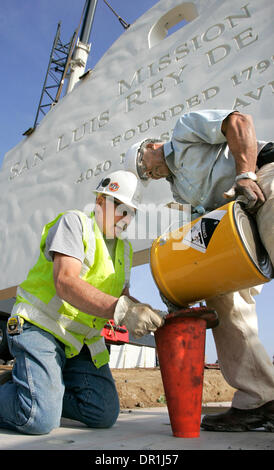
[32,151,44,167]
[158,53,172,70]
[233,97,251,108]
[72,122,87,143]
[147,63,158,77]
[117,2,257,96]
[9,162,20,180]
[124,129,136,140]
[256,59,270,74]
[75,160,112,184]
[9,147,47,180]
[233,27,258,50]
[118,68,145,95]
[57,134,70,152]
[125,90,147,112]
[231,55,273,86]
[202,23,225,42]
[88,116,97,133]
[112,135,122,146]
[98,110,110,127]
[137,120,150,133]
[170,104,184,117]
[20,160,29,173]
[152,111,168,127]
[186,95,201,108]
[175,43,190,61]
[206,44,231,66]
[149,79,166,99]
[244,85,264,100]
[202,86,220,101]
[225,4,251,28]
[191,35,202,50]
[231,73,242,87]
[233,84,270,109]
[160,131,171,142]
[166,65,187,85]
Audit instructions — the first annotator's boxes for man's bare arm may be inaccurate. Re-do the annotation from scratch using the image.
[222,112,265,211]
[53,252,118,319]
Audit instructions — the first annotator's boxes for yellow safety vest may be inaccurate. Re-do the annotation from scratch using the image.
[12,210,133,368]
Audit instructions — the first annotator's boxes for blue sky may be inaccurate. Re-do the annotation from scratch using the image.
[0,0,273,363]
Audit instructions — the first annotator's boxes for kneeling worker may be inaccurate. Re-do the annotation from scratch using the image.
[0,170,165,435]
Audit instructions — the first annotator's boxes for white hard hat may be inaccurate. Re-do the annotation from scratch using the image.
[94,170,142,209]
[123,141,144,178]
[123,140,151,187]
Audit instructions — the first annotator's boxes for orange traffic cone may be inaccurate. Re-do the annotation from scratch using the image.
[155,312,208,438]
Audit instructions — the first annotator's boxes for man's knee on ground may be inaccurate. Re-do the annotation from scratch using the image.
[81,397,120,429]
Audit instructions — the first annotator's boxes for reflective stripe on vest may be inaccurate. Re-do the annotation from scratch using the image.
[14,210,133,367]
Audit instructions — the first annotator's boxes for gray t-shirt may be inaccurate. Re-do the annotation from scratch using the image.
[45,212,85,262]
[45,212,117,263]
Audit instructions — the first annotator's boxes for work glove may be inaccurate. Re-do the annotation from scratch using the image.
[223,179,265,213]
[114,295,167,338]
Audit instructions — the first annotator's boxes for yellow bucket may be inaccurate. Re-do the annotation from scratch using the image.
[150,201,273,306]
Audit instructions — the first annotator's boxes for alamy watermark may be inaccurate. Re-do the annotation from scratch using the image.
[83,200,193,250]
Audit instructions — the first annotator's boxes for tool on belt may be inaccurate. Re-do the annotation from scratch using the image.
[7,316,24,335]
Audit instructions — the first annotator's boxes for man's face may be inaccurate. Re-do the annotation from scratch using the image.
[95,195,136,239]
[140,144,170,180]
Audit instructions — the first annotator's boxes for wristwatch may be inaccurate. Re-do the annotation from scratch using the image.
[235,171,257,182]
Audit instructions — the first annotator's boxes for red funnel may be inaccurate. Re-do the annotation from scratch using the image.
[155,314,207,438]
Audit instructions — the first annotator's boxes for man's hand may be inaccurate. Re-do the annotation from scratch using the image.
[224,179,265,213]
[114,296,166,338]
[235,179,265,212]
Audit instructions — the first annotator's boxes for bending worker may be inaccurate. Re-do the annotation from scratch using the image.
[124,109,274,432]
[0,170,165,435]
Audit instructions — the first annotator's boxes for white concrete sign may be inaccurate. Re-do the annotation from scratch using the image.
[0,0,273,290]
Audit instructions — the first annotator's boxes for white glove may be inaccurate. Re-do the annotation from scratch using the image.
[114,295,167,338]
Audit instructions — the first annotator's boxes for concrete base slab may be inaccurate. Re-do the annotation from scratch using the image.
[0,406,273,451]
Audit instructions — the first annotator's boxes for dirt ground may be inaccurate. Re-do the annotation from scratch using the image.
[112,367,236,409]
[0,364,235,409]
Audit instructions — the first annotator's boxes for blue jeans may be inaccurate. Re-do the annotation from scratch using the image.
[0,320,119,435]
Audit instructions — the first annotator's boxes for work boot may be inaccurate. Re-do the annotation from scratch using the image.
[201,401,274,432]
